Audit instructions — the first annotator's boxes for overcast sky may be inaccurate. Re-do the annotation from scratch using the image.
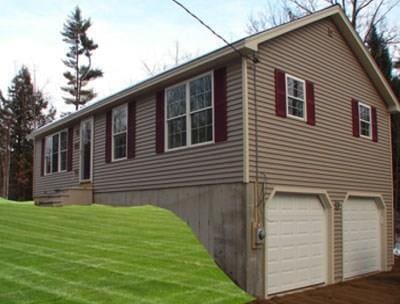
[1,0,399,115]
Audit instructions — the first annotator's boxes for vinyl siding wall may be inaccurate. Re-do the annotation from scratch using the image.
[33,124,80,196]
[33,61,243,195]
[96,61,243,192]
[247,18,393,280]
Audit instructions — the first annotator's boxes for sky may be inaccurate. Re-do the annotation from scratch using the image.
[1,0,399,115]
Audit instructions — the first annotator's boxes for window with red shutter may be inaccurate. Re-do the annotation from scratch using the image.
[358,102,374,140]
[351,99,360,137]
[275,69,286,117]
[127,101,136,159]
[371,106,378,142]
[161,70,221,152]
[156,90,165,154]
[214,67,227,142]
[352,100,377,141]
[306,80,315,125]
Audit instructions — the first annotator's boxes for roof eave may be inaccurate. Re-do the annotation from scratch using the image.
[28,40,251,140]
[29,5,400,141]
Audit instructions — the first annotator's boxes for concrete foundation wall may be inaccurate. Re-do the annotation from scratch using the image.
[94,182,264,296]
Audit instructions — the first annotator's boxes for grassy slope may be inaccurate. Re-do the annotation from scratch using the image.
[0,199,252,304]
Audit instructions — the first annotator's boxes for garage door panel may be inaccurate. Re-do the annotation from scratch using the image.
[343,197,381,279]
[267,193,327,294]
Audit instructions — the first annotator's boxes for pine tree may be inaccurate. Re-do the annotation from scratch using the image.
[61,6,103,110]
[0,91,10,198]
[4,66,55,200]
[367,26,400,237]
[366,26,393,81]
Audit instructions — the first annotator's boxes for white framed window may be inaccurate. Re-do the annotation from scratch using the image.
[44,130,68,175]
[286,74,306,120]
[112,104,128,161]
[359,102,371,138]
[165,72,214,151]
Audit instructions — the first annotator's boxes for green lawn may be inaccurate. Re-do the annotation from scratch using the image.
[0,199,252,304]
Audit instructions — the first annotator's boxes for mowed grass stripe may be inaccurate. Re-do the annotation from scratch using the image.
[0,225,226,284]
[1,240,237,295]
[0,260,166,304]
[0,200,252,304]
[0,221,209,268]
[0,206,207,257]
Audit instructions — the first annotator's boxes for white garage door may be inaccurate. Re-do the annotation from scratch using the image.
[343,197,381,279]
[266,193,327,294]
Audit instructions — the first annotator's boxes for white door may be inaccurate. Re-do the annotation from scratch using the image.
[343,197,381,279]
[266,193,327,295]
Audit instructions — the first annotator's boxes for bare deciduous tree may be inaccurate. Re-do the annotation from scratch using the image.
[246,0,400,45]
[142,41,195,76]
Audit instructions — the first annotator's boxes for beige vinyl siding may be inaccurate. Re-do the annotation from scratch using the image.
[33,125,80,196]
[247,18,393,280]
[92,61,243,192]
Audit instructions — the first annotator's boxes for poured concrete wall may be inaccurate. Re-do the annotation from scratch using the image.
[94,182,264,297]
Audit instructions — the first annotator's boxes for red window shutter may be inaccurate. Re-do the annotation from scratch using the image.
[351,99,360,137]
[105,110,112,163]
[306,80,315,126]
[275,69,286,117]
[372,106,378,142]
[67,127,73,171]
[127,101,136,158]
[214,67,228,142]
[156,90,165,153]
[40,137,45,176]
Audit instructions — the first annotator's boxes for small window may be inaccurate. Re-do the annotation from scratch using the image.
[112,105,127,160]
[44,130,68,175]
[286,75,306,120]
[359,103,371,138]
[165,72,214,151]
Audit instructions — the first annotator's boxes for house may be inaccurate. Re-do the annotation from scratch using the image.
[29,5,399,299]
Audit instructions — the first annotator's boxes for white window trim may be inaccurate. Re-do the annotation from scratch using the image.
[285,74,307,122]
[44,129,68,176]
[111,103,128,162]
[164,71,215,152]
[79,117,94,183]
[358,102,372,140]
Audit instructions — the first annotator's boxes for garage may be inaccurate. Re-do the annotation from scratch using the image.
[266,193,328,295]
[343,197,382,279]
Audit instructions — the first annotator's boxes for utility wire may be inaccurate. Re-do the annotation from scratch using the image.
[170,0,258,63]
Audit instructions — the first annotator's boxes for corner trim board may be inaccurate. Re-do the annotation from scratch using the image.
[242,58,249,183]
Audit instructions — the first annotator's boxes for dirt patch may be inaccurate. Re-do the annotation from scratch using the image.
[251,257,400,304]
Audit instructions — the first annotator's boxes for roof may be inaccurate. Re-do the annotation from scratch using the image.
[29,5,400,139]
